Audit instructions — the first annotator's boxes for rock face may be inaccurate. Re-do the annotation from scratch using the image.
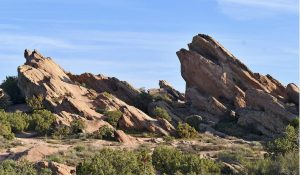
[286,83,299,105]
[18,49,174,136]
[177,34,298,136]
[37,161,75,175]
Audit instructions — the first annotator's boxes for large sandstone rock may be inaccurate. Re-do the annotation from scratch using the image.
[286,83,299,105]
[159,80,185,101]
[68,73,141,106]
[17,49,174,136]
[177,34,298,136]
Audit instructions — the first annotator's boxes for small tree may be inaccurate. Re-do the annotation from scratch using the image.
[30,110,56,134]
[176,122,198,139]
[26,94,44,110]
[0,76,24,104]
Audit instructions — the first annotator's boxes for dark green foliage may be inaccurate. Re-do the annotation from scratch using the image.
[29,110,56,134]
[91,125,115,140]
[26,95,44,110]
[0,159,51,175]
[266,125,298,156]
[176,122,198,139]
[52,125,71,139]
[76,148,154,175]
[0,110,28,133]
[0,76,25,104]
[243,151,299,175]
[152,146,221,174]
[0,123,14,140]
[0,94,11,109]
[185,115,202,131]
[135,91,154,113]
[153,107,171,121]
[104,110,123,128]
[70,119,86,133]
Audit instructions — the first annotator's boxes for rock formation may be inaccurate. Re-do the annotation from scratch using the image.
[177,34,298,136]
[17,49,174,136]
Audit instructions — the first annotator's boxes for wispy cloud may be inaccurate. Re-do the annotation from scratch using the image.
[217,0,298,19]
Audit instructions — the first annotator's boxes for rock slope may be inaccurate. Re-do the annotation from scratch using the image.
[177,34,298,136]
[18,49,174,136]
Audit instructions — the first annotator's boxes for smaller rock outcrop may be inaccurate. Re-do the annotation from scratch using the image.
[37,161,75,175]
[286,83,299,105]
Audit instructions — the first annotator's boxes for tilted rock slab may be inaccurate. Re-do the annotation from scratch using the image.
[177,34,298,136]
[18,49,174,136]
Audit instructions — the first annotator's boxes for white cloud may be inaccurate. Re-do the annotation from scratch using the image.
[217,0,298,19]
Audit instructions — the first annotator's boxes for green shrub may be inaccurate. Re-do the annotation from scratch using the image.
[185,115,202,131]
[29,110,56,134]
[0,123,14,140]
[104,110,123,128]
[243,151,299,175]
[266,125,298,156]
[70,119,86,134]
[152,146,221,174]
[0,159,51,175]
[91,125,115,140]
[76,148,154,175]
[103,92,113,98]
[0,76,25,104]
[153,107,171,121]
[26,95,44,110]
[52,125,71,139]
[0,93,11,109]
[7,112,29,132]
[176,122,198,139]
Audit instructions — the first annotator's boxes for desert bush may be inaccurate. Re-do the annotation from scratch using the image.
[52,125,71,139]
[7,112,29,132]
[0,123,14,140]
[103,91,113,98]
[266,125,298,156]
[29,109,56,134]
[0,76,24,104]
[0,94,11,109]
[176,122,198,139]
[135,91,154,112]
[76,148,154,175]
[185,115,202,131]
[152,146,221,174]
[90,125,115,140]
[26,94,44,110]
[0,159,51,175]
[70,119,86,134]
[104,110,123,128]
[152,107,171,121]
[243,151,299,175]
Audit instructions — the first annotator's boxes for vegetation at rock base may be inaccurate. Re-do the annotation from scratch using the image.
[104,110,123,128]
[152,106,171,121]
[76,148,154,175]
[0,76,25,104]
[70,119,86,134]
[185,115,202,131]
[176,122,198,139]
[152,146,221,174]
[0,159,51,175]
[90,125,115,140]
[26,94,44,110]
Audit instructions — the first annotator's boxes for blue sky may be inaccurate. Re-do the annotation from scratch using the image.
[0,0,298,92]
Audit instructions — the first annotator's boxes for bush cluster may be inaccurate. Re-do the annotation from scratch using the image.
[76,148,154,175]
[176,122,198,139]
[76,146,221,175]
[152,146,221,174]
[152,107,171,121]
[0,159,51,175]
[90,125,115,140]
[0,109,57,139]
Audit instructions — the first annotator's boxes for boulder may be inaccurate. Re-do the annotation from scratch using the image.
[37,161,75,175]
[159,80,185,101]
[286,83,299,105]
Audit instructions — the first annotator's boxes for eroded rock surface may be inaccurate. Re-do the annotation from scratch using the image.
[177,34,298,136]
[18,49,174,136]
